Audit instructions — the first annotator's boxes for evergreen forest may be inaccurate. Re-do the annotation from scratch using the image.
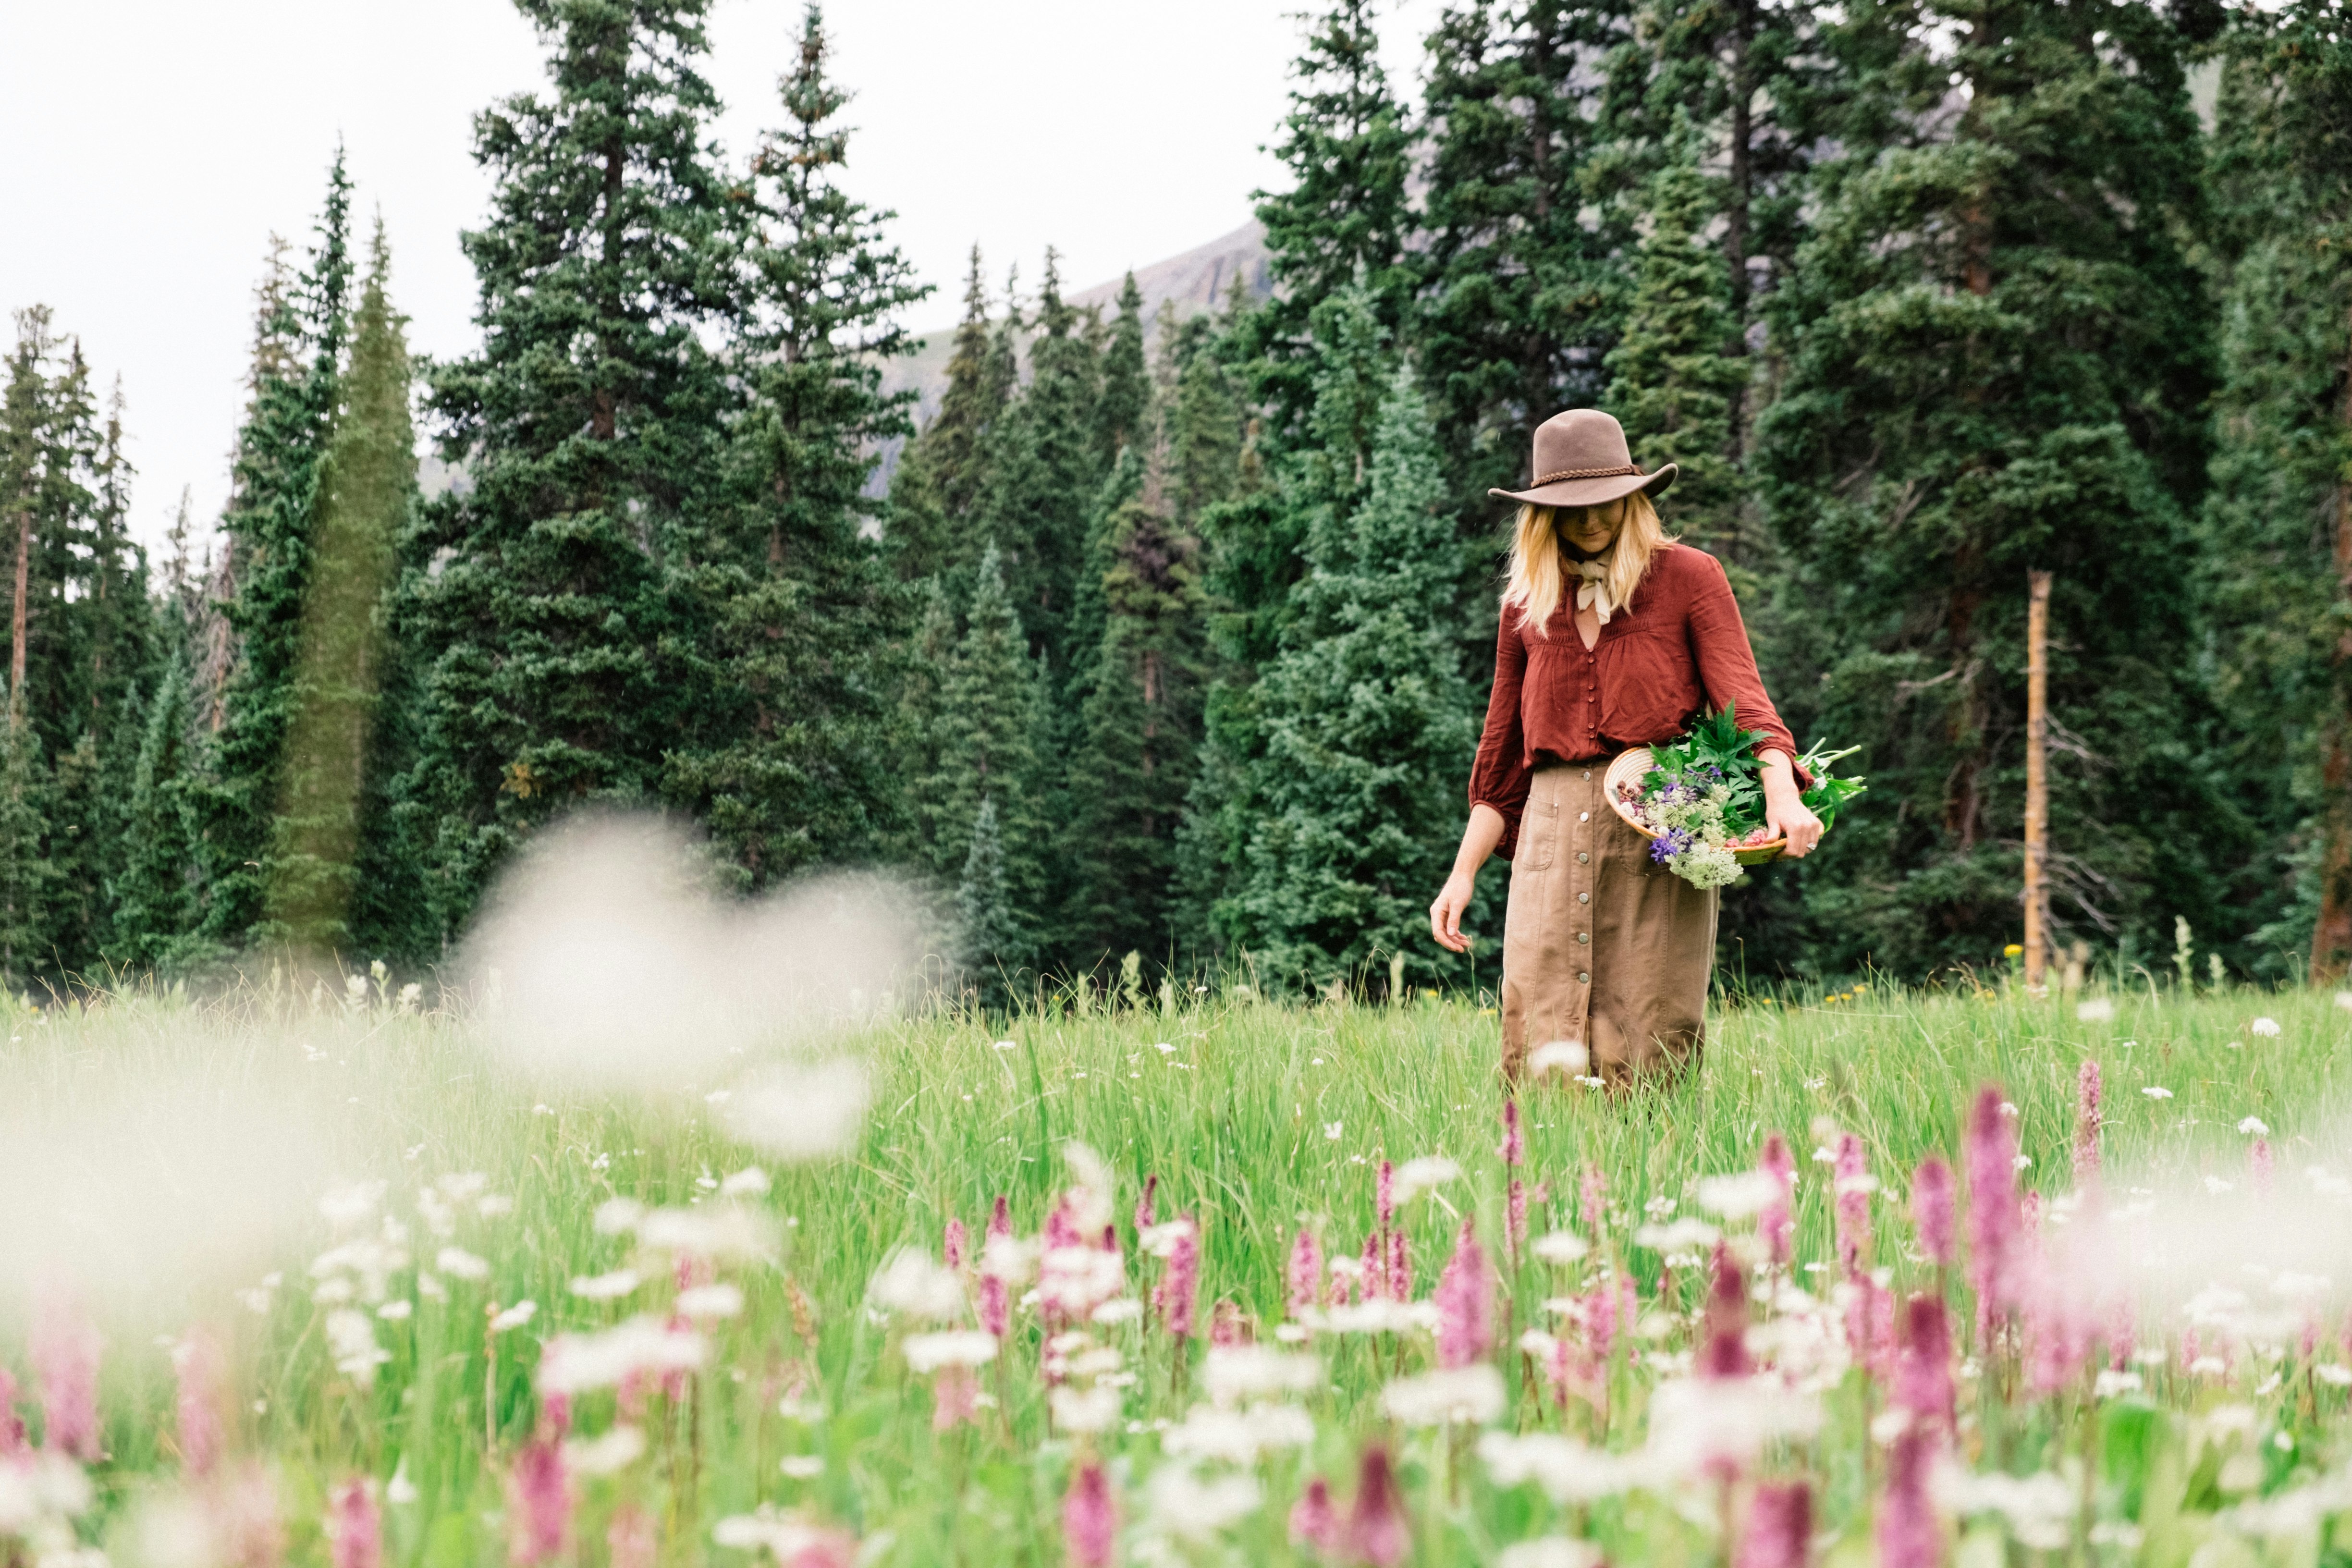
[5,0,2350,999]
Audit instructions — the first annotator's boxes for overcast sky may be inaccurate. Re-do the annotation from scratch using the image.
[0,0,1444,553]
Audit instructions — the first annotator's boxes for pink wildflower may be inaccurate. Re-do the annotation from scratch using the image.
[172,1327,229,1478]
[1161,1217,1200,1339]
[1699,1244,1752,1379]
[1062,1461,1115,1568]
[943,1217,967,1272]
[1345,1446,1410,1568]
[1507,1177,1528,1267]
[1846,1273,1896,1380]
[2181,1327,2201,1372]
[538,1391,571,1441]
[1759,1133,1797,1268]
[31,1285,101,1461]
[1877,1427,1941,1568]
[2252,1138,2274,1194]
[505,1438,570,1566]
[2107,1300,2137,1371]
[1211,1299,1243,1348]
[1434,1220,1493,1368]
[1288,1476,1341,1554]
[1045,1198,1083,1253]
[1964,1086,2023,1325]
[607,1506,656,1568]
[1359,1234,1384,1301]
[1834,1133,1871,1274]
[328,1479,381,1568]
[980,1195,1012,1338]
[1376,1160,1396,1235]
[1287,1229,1323,1314]
[0,1368,24,1456]
[1386,1229,1411,1303]
[786,1530,857,1568]
[1581,1286,1619,1370]
[1135,1173,1158,1235]
[932,1364,981,1433]
[2024,1251,2091,1397]
[1500,1097,1524,1167]
[1893,1294,1956,1433]
[988,1193,1012,1242]
[2074,1061,2103,1186]
[215,1462,287,1567]
[1580,1162,1608,1237]
[1735,1480,1813,1568]
[1911,1157,1956,1271]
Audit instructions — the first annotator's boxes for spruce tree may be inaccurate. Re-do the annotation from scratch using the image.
[401,0,735,945]
[1097,273,1151,465]
[206,150,355,951]
[0,701,58,990]
[922,546,1046,942]
[2200,2,2352,977]
[110,662,203,971]
[1221,352,1477,991]
[1064,440,1207,966]
[887,246,1010,583]
[269,220,416,950]
[662,2,927,891]
[1604,147,1750,556]
[1246,0,1417,442]
[1753,0,2229,974]
[956,794,1026,1007]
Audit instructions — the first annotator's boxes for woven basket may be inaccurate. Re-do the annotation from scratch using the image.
[1602,747,1789,866]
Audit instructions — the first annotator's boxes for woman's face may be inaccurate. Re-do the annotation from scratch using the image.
[1563,497,1626,556]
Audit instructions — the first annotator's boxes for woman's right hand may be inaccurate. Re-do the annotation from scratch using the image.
[1430,870,1477,953]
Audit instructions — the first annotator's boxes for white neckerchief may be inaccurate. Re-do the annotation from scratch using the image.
[1568,556,1614,625]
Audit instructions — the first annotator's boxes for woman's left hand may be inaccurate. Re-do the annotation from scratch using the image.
[1765,784,1824,858]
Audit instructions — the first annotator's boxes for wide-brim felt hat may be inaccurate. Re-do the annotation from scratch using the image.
[1488,407,1677,509]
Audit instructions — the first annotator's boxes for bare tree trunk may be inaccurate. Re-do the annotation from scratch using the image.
[2024,571,2051,992]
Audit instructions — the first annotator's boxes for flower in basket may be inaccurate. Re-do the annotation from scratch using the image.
[1612,706,1865,891]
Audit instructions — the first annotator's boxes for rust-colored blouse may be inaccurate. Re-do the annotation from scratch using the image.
[1468,543,1801,859]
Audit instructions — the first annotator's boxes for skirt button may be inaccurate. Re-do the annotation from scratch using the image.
[1578,972,1589,984]
[1579,892,1589,904]
[1577,931,1589,944]
[1577,852,1589,864]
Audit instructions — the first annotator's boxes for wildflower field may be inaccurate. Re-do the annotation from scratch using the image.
[5,978,2352,1568]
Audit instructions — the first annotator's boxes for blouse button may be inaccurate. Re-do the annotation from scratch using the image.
[1577,852,1589,864]
[1579,892,1590,904]
[1578,971,1590,984]
[1580,769,1591,780]
[1578,811,1589,822]
[1577,931,1590,945]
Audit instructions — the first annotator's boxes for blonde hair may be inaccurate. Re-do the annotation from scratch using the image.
[1500,491,1668,636]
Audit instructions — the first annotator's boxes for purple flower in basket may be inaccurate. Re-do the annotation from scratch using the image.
[1650,829,1690,864]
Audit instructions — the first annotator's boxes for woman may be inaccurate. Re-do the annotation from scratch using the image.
[1428,408,1819,1084]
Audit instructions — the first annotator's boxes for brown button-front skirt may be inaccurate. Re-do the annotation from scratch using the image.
[1499,761,1718,1084]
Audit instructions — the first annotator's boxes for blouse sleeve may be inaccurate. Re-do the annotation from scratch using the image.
[1685,552,1812,788]
[1468,611,1535,860]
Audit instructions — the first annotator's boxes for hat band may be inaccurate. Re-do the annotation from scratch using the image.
[1533,463,1643,484]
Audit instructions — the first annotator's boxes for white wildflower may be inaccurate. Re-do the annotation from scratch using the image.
[570,1270,643,1301]
[2250,1017,2281,1037]
[1646,1377,1822,1477]
[1323,1121,1344,1141]
[2314,1366,2352,1387]
[675,1284,744,1321]
[778,1456,824,1479]
[1137,1219,1197,1259]
[980,1232,1040,1284]
[635,1205,777,1262]
[718,1058,870,1161]
[538,1316,709,1395]
[1479,1432,1656,1502]
[562,1425,645,1477]
[1697,1170,1784,1220]
[594,1198,645,1236]
[318,1181,386,1230]
[1161,1403,1315,1464]
[1203,1346,1323,1406]
[2076,998,2117,1023]
[718,1167,771,1198]
[2093,1369,2143,1398]
[376,1300,412,1321]
[1382,1364,1507,1428]
[2238,1116,2270,1136]
[867,1251,965,1323]
[1531,1230,1589,1266]
[489,1301,538,1333]
[2143,1086,2174,1101]
[1039,1246,1126,1318]
[713,1506,837,1557]
[435,1247,490,1282]
[1390,1156,1462,1205]
[1146,1463,1263,1541]
[1050,1383,1122,1433]
[1933,1463,2077,1551]
[1498,1538,1605,1568]
[1529,1040,1591,1078]
[326,1310,391,1385]
[903,1331,998,1373]
[1632,1217,1722,1252]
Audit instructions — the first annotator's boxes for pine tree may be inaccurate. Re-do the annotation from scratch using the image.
[0,698,58,989]
[1097,273,1151,465]
[956,794,1026,1007]
[1222,353,1478,991]
[1064,438,1207,966]
[269,219,416,951]
[400,0,735,945]
[110,661,204,971]
[981,251,1105,674]
[922,546,1046,940]
[1246,0,1417,442]
[1604,147,1751,555]
[205,150,355,951]
[1753,0,2230,974]
[887,246,1011,583]
[662,3,928,891]
[2200,2,2352,977]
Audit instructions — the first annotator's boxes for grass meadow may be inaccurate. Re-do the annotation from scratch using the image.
[3,973,2351,1568]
